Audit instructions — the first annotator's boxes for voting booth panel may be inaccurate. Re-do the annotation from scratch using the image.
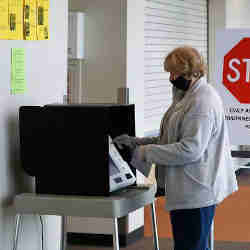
[19,104,136,196]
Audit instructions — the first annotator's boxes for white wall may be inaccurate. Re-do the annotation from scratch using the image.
[208,0,226,83]
[0,1,68,250]
[126,0,144,138]
[226,0,250,28]
[126,0,145,233]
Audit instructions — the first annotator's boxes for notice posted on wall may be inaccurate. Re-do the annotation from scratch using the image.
[11,48,26,94]
[215,30,250,145]
[0,0,49,40]
[0,0,23,39]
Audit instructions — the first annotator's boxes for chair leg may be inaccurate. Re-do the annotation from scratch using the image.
[151,200,160,250]
[112,218,119,250]
[13,214,22,250]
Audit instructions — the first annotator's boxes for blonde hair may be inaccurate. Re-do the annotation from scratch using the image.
[164,46,207,79]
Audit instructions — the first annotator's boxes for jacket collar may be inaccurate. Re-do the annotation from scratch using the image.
[186,77,205,94]
[174,77,206,110]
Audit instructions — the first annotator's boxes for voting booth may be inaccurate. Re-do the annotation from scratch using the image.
[19,104,136,196]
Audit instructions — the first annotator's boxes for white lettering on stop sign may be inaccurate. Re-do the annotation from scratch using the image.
[227,58,250,82]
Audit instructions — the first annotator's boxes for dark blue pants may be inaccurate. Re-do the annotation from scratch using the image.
[170,205,216,250]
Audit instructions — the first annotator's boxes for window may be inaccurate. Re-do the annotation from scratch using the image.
[144,0,208,132]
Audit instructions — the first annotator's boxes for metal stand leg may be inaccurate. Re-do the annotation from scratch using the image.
[209,219,214,250]
[112,218,119,250]
[151,200,160,250]
[61,216,67,250]
[13,214,22,250]
[39,215,44,250]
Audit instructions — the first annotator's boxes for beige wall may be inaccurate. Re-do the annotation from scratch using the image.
[70,0,126,103]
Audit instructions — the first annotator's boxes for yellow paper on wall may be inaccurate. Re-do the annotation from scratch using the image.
[0,0,9,39]
[37,0,49,40]
[24,0,37,40]
[8,0,23,40]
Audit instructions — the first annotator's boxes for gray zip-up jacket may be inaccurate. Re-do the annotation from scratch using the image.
[131,78,238,211]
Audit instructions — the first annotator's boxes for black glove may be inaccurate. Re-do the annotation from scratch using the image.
[113,134,137,162]
[113,134,137,151]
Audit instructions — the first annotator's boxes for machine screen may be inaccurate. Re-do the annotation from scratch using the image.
[109,156,120,175]
[108,135,136,192]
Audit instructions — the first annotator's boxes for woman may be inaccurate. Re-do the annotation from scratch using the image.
[114,46,238,250]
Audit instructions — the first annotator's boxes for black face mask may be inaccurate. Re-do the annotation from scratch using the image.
[170,76,191,91]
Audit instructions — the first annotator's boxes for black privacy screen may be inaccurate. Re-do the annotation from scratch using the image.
[19,104,136,196]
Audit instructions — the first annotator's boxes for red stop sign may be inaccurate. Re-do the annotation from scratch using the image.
[223,37,250,103]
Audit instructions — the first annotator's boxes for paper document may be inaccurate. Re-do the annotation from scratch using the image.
[37,0,49,40]
[0,0,49,40]
[0,0,9,39]
[8,0,23,40]
[11,48,26,94]
[24,0,38,40]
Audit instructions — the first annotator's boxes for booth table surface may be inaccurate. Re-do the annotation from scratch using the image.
[13,184,157,218]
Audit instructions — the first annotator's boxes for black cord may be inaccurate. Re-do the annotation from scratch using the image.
[39,215,44,250]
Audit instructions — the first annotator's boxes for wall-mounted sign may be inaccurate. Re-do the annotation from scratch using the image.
[11,48,26,94]
[0,0,49,40]
[215,30,250,145]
